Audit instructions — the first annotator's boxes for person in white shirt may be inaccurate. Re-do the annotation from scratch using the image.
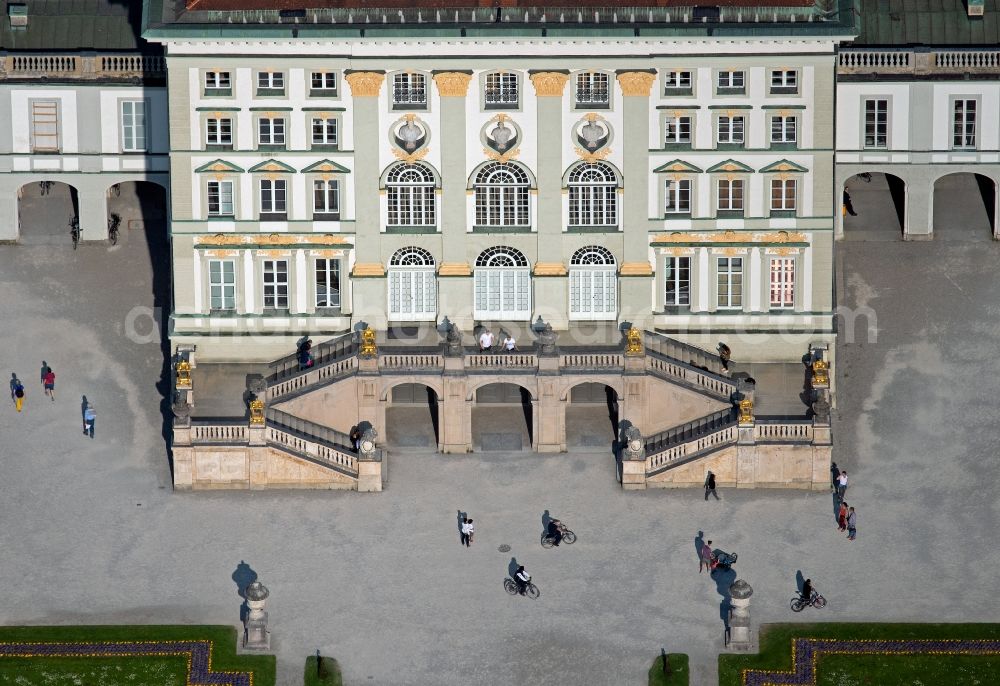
[515,565,531,594]
[478,329,495,352]
[460,518,472,547]
[502,332,518,352]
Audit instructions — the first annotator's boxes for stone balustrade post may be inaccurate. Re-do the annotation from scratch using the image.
[619,423,647,490]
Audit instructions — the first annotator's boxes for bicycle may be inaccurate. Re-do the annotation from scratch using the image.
[69,216,80,249]
[790,590,827,612]
[39,180,52,196]
[504,577,540,599]
[540,527,577,549]
[108,213,121,245]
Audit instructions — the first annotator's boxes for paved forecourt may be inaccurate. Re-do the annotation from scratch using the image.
[1,228,1000,685]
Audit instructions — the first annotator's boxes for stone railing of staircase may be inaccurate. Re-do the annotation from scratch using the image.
[645,407,738,473]
[264,408,360,476]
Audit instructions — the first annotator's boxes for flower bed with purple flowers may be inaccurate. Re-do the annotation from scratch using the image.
[0,625,274,685]
[719,623,1000,686]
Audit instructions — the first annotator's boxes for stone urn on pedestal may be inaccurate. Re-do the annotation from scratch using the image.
[242,580,271,651]
[728,578,753,651]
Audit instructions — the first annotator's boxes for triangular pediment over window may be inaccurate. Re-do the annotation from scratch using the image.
[758,159,808,173]
[194,159,245,174]
[247,159,297,174]
[653,159,703,174]
[300,159,351,174]
[706,159,755,173]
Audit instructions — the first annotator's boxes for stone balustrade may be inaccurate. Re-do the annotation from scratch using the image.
[266,425,358,473]
[754,420,813,442]
[647,424,737,472]
[1,54,166,80]
[839,48,1000,76]
[466,353,538,369]
[190,421,249,443]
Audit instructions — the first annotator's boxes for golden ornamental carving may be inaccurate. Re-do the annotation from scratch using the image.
[768,247,799,257]
[175,360,192,389]
[712,230,741,243]
[391,146,430,164]
[345,72,385,98]
[529,72,569,97]
[759,231,805,244]
[209,162,231,173]
[257,249,291,257]
[652,231,806,245]
[433,72,472,97]
[573,146,612,164]
[812,359,830,387]
[249,398,265,425]
[256,162,287,173]
[617,71,656,97]
[713,247,746,256]
[662,247,695,257]
[624,327,644,356]
[483,146,521,164]
[738,398,754,425]
[359,327,378,358]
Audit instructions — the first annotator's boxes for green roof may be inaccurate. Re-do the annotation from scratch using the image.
[854,0,1000,45]
[0,0,155,51]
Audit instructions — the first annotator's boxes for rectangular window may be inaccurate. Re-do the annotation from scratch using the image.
[953,99,977,149]
[664,257,691,307]
[770,70,798,93]
[30,100,59,152]
[576,72,610,107]
[392,73,427,107]
[257,71,284,93]
[664,70,693,93]
[310,72,338,95]
[262,259,289,310]
[717,257,743,309]
[484,72,519,108]
[204,71,231,95]
[665,179,691,214]
[121,100,147,152]
[259,179,287,216]
[717,179,744,212]
[770,257,795,308]
[771,178,797,211]
[315,258,341,309]
[205,118,232,147]
[206,180,234,217]
[209,259,236,310]
[717,116,745,145]
[717,70,745,91]
[313,179,340,217]
[258,118,285,146]
[664,115,691,145]
[770,115,797,145]
[864,99,888,148]
[311,118,338,147]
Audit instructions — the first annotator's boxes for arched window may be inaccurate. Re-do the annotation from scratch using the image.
[568,162,618,228]
[474,162,530,228]
[569,246,617,319]
[388,247,436,321]
[386,163,436,227]
[474,246,531,320]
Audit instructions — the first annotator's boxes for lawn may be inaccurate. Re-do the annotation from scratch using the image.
[718,623,1000,686]
[0,625,275,686]
[647,652,689,685]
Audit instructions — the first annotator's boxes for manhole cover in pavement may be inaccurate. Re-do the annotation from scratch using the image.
[498,544,511,553]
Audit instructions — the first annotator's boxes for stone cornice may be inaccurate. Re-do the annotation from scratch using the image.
[619,261,654,276]
[345,71,385,98]
[617,71,657,97]
[533,262,567,276]
[529,72,569,97]
[352,262,386,277]
[433,72,472,97]
[194,234,350,247]
[438,262,472,276]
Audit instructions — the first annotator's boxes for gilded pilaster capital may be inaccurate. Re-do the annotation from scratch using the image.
[617,71,657,97]
[433,72,472,97]
[345,72,385,98]
[529,72,569,97]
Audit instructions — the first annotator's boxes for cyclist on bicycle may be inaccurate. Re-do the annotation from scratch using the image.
[546,518,564,547]
[801,578,813,602]
[515,565,531,595]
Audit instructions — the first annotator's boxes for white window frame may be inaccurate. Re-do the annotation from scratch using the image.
[205,117,232,146]
[717,257,744,310]
[315,258,341,309]
[770,178,797,212]
[121,100,147,152]
[257,71,284,91]
[392,72,427,107]
[864,99,888,149]
[204,71,231,91]
[386,163,437,227]
[262,259,289,310]
[770,115,797,144]
[30,100,60,152]
[259,179,287,216]
[717,179,744,212]
[664,256,691,308]
[575,71,610,106]
[313,179,340,217]
[664,70,693,91]
[569,246,617,320]
[568,162,618,227]
[770,70,798,91]
[310,72,338,93]
[474,162,530,227]
[664,115,692,145]
[206,180,234,217]
[388,247,437,321]
[208,259,236,311]
[953,99,977,150]
[311,117,338,146]
[769,257,795,309]
[258,117,286,146]
[484,71,519,108]
[665,179,692,214]
[717,115,745,144]
[474,247,531,320]
[717,70,745,90]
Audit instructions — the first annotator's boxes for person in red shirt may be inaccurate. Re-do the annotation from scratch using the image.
[43,369,55,401]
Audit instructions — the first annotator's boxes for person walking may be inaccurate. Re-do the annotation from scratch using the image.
[846,507,857,541]
[83,404,96,438]
[837,501,848,531]
[501,332,518,352]
[467,518,475,545]
[12,379,25,413]
[837,470,849,499]
[843,189,858,217]
[699,539,714,573]
[704,471,719,501]
[40,361,51,388]
[43,368,55,401]
[459,517,471,547]
[478,329,495,352]
[830,461,840,492]
[717,343,732,372]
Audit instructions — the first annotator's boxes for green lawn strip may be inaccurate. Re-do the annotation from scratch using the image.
[817,653,1000,686]
[647,653,689,685]
[304,655,344,686]
[718,623,1000,686]
[0,655,188,685]
[0,625,275,686]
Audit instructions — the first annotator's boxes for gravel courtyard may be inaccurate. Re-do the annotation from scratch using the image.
[1,221,998,686]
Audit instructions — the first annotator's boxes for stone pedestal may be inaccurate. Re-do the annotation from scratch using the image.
[242,581,271,651]
[728,579,753,650]
[621,458,647,490]
[357,456,383,492]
